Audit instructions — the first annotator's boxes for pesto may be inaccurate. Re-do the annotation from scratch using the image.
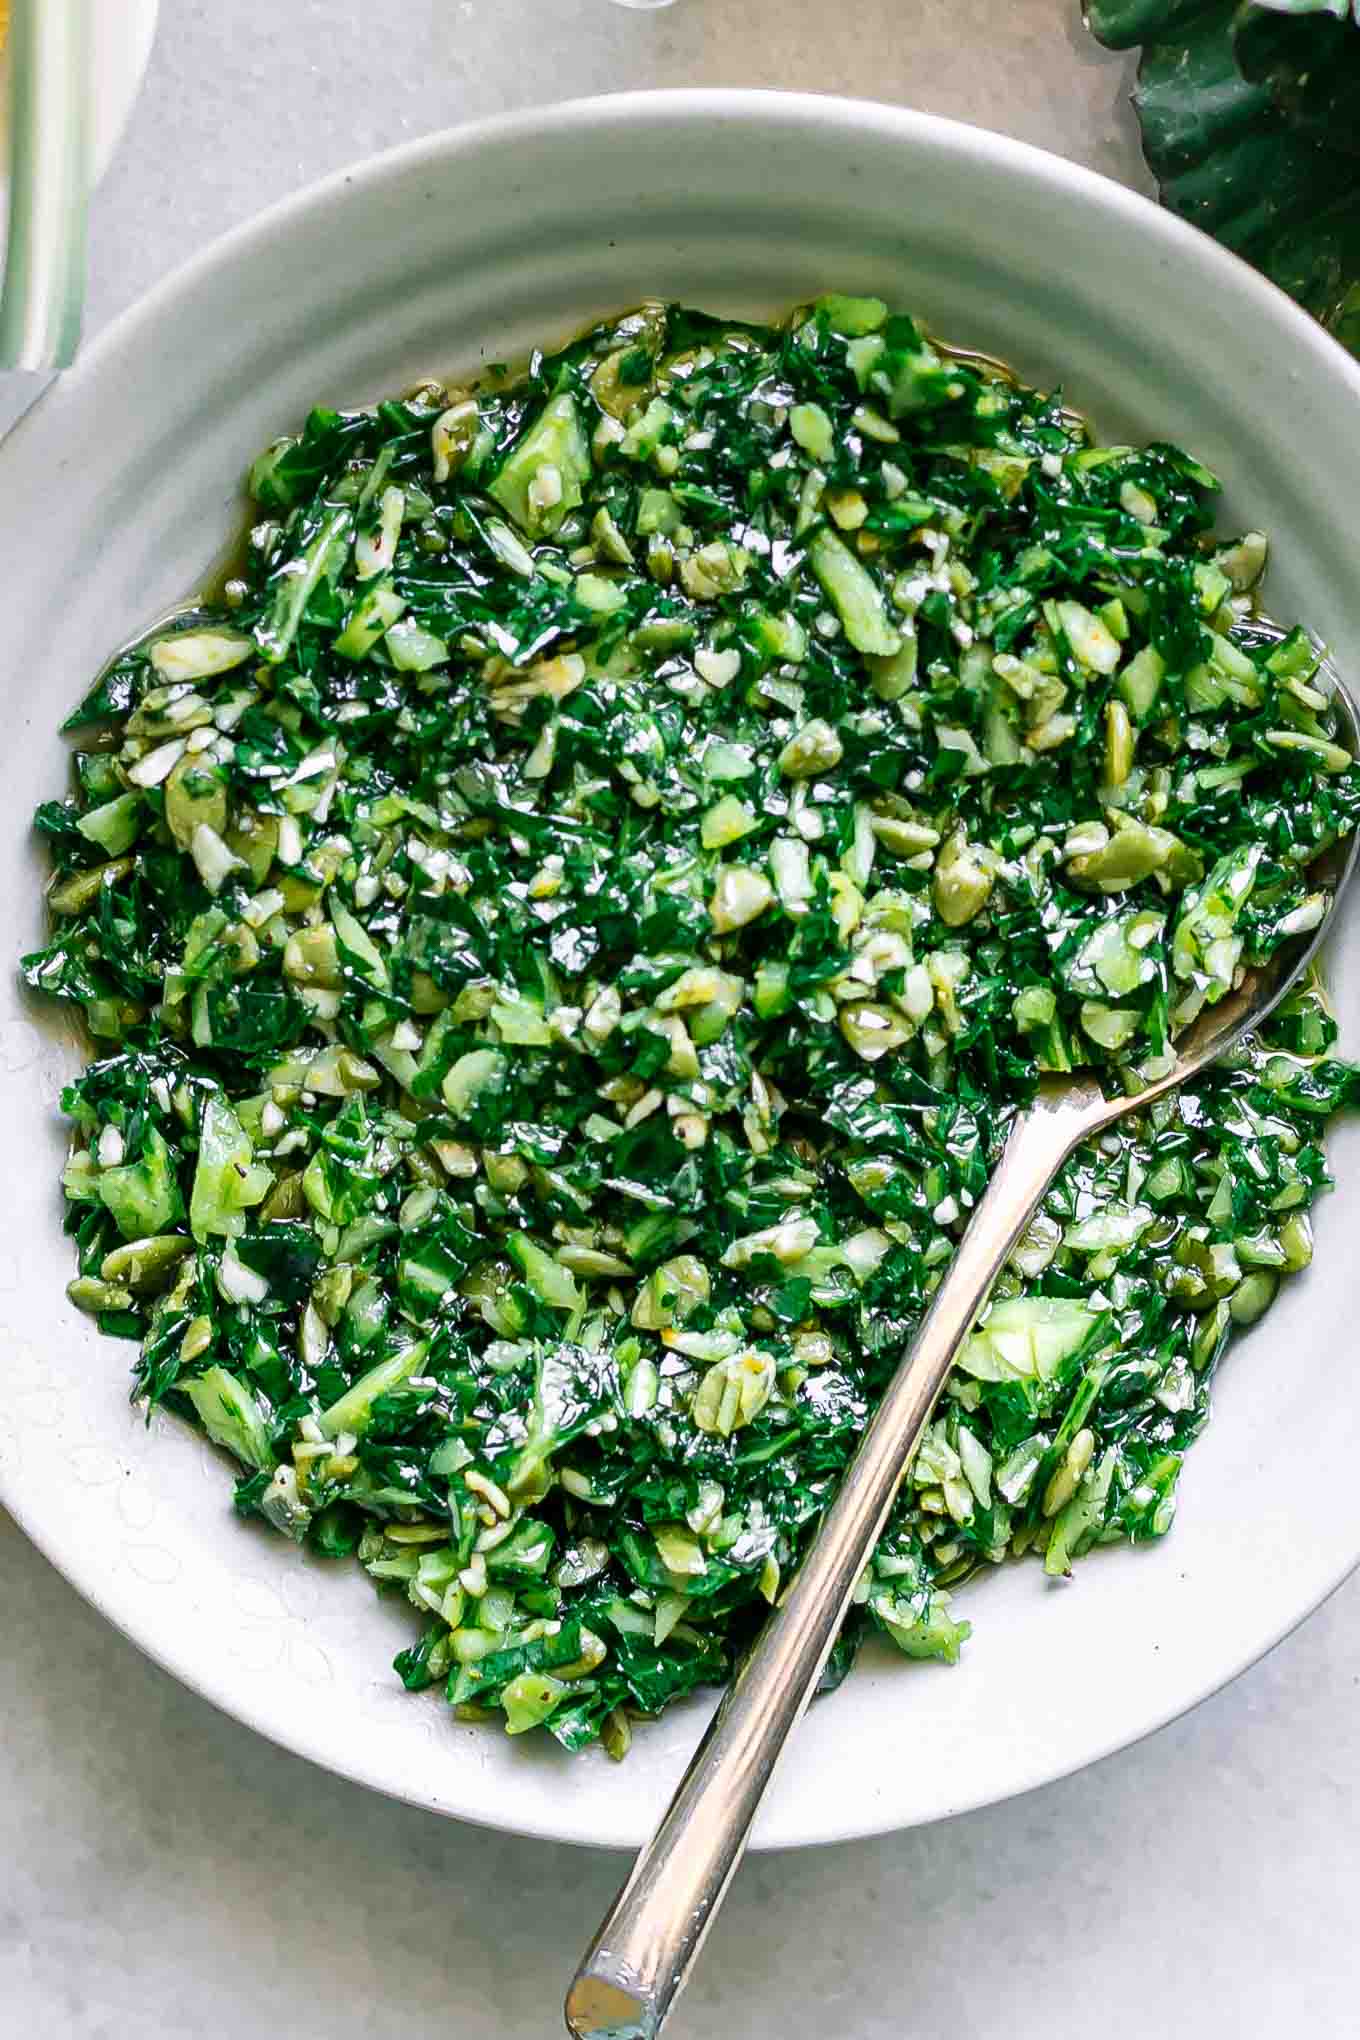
[25,296,1360,1755]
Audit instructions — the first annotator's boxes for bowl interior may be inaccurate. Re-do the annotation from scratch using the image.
[2,92,1359,1849]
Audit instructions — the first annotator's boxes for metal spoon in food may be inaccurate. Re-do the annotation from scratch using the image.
[565,665,1360,2040]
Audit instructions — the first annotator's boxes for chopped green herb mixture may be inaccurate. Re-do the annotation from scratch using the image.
[24,296,1360,1755]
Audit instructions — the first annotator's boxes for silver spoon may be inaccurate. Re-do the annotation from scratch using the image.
[566,664,1360,2040]
[0,0,90,373]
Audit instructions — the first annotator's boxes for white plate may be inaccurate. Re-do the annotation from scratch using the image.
[0,0,159,188]
[2,91,1359,1852]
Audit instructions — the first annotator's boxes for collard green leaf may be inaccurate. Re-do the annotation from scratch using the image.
[1086,0,1360,350]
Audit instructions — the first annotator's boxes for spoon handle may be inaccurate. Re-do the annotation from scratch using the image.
[0,0,90,372]
[565,1080,1102,2040]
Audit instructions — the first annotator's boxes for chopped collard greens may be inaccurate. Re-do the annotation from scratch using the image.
[25,296,1360,1756]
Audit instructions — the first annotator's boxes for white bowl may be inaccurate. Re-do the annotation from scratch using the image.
[2,90,1359,1851]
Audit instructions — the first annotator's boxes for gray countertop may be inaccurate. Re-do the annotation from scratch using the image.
[5,4,1360,2034]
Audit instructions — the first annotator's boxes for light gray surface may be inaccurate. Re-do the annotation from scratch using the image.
[4,2,1360,2034]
